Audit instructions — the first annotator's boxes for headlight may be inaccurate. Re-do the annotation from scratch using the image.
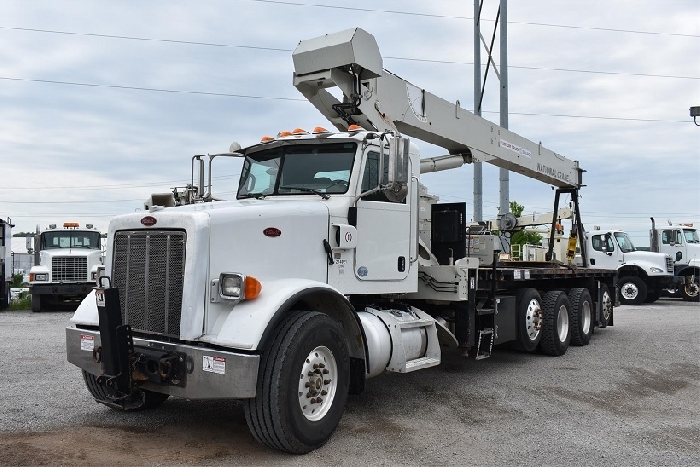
[31,273,49,282]
[649,267,663,273]
[218,273,262,301]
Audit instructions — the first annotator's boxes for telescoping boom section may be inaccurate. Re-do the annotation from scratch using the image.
[293,28,582,188]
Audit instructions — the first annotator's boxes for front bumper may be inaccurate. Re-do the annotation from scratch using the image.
[66,327,260,399]
[31,283,93,296]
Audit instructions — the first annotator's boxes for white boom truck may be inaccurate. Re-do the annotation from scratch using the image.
[29,222,103,312]
[580,228,674,305]
[66,28,618,453]
[650,218,699,301]
[0,217,12,310]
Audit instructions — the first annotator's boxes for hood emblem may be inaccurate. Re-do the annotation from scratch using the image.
[141,216,157,226]
[263,227,281,237]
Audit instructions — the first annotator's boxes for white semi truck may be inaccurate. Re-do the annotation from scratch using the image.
[0,217,12,310]
[66,28,619,453]
[29,222,103,312]
[650,218,699,301]
[580,228,674,305]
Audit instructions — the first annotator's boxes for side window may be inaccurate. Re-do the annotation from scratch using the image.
[360,150,405,203]
[605,235,615,252]
[675,230,683,244]
[662,230,671,244]
[592,235,604,251]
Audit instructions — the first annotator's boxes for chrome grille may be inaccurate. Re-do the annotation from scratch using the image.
[52,256,87,282]
[112,230,186,338]
[666,256,674,273]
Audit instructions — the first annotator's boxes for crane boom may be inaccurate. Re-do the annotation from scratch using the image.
[293,28,582,188]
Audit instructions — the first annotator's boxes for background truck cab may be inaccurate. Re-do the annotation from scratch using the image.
[650,218,700,301]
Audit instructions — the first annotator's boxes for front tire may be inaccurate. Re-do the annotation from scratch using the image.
[569,288,592,346]
[31,294,42,313]
[679,275,699,302]
[244,311,350,454]
[618,276,647,305]
[539,291,571,356]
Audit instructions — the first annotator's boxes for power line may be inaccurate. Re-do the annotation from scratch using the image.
[0,76,690,123]
[1,26,697,81]
[243,0,700,37]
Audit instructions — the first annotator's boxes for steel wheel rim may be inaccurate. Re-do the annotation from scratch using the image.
[525,299,542,341]
[581,301,591,335]
[602,291,612,320]
[298,345,338,421]
[557,305,569,342]
[685,280,699,298]
[621,282,639,300]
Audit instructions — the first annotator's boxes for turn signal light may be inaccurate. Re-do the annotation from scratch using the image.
[244,276,262,299]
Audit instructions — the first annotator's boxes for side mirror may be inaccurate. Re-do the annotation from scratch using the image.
[384,136,409,202]
[676,251,683,261]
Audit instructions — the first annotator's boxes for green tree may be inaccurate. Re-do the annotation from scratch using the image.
[11,273,25,288]
[506,201,542,248]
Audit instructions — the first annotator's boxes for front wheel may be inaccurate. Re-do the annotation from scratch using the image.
[31,294,42,313]
[244,311,350,454]
[679,275,699,302]
[618,276,647,305]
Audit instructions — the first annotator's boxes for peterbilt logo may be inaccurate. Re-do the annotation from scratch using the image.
[263,227,281,237]
[141,216,157,226]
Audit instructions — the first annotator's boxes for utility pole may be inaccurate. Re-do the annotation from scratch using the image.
[473,0,510,219]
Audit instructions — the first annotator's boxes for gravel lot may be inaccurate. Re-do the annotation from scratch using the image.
[0,299,698,466]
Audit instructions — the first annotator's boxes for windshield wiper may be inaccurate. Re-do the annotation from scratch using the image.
[278,185,330,200]
[238,193,268,200]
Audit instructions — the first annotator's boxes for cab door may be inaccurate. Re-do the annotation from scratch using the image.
[353,150,411,281]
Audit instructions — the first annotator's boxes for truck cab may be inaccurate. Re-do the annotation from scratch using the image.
[29,222,104,312]
[582,228,673,304]
[650,220,700,301]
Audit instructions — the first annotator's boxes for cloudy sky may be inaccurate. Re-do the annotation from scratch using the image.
[1,0,698,249]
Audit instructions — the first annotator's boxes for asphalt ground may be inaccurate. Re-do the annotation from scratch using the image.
[0,299,698,466]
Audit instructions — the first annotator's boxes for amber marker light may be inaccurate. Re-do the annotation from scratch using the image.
[244,276,262,299]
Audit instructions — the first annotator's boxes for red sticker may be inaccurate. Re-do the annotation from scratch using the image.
[141,216,157,226]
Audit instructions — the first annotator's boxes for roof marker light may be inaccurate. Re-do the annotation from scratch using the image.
[278,131,292,138]
[347,124,363,132]
[312,126,329,134]
[261,135,274,143]
[291,127,308,135]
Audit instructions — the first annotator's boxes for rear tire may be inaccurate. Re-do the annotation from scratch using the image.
[569,288,592,346]
[31,294,42,313]
[618,276,647,305]
[244,310,350,454]
[539,291,571,356]
[513,289,543,352]
[598,284,613,328]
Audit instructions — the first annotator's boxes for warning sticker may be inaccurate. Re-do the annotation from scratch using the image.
[203,356,226,375]
[80,334,95,351]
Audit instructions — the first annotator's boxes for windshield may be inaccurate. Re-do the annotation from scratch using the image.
[614,231,636,253]
[41,231,102,250]
[237,143,357,199]
[683,229,699,244]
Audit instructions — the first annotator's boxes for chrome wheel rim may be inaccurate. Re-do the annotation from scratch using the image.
[621,282,639,300]
[525,299,542,341]
[581,300,592,335]
[557,304,569,342]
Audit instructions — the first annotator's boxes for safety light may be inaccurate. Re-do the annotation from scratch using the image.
[291,127,308,135]
[278,131,292,138]
[261,135,274,143]
[64,222,79,228]
[312,126,329,134]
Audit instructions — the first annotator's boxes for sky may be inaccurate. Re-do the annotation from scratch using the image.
[1,0,699,251]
